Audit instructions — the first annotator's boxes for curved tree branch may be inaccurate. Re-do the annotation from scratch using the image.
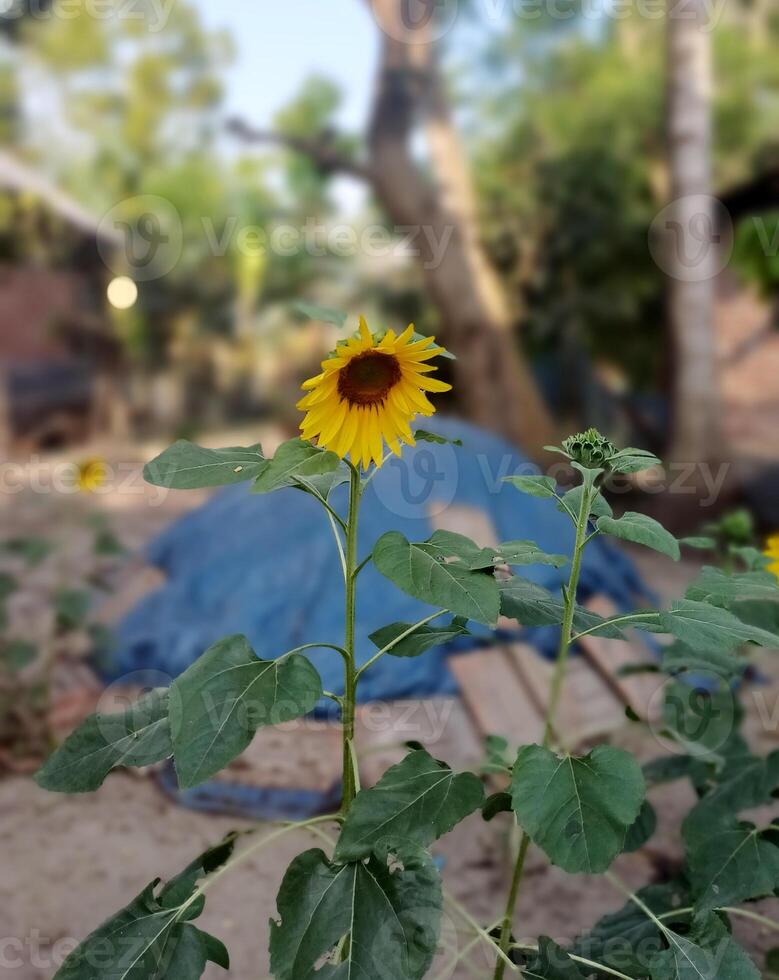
[226,117,373,183]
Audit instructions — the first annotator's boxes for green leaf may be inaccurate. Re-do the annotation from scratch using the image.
[521,938,587,978]
[54,588,91,631]
[368,618,470,659]
[680,536,717,551]
[482,791,513,821]
[573,880,690,977]
[252,438,340,494]
[643,755,711,790]
[419,531,567,571]
[53,838,233,980]
[414,429,462,447]
[499,578,631,637]
[597,512,680,560]
[269,845,441,980]
[293,463,350,502]
[294,300,348,327]
[373,531,500,626]
[169,635,322,788]
[483,734,513,774]
[0,572,17,601]
[685,567,779,608]
[499,578,566,626]
[2,639,37,670]
[607,447,661,474]
[685,752,779,832]
[35,688,172,793]
[686,819,779,912]
[649,914,760,980]
[144,441,266,489]
[504,474,558,498]
[510,744,645,874]
[624,800,657,852]
[661,640,744,682]
[494,540,568,569]
[661,599,779,653]
[4,536,52,564]
[334,748,484,861]
[662,679,737,756]
[559,485,613,520]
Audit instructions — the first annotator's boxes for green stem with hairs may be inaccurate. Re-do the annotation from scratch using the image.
[340,463,362,812]
[492,474,595,980]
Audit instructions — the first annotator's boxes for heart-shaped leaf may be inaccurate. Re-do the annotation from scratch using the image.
[35,688,172,793]
[335,748,483,861]
[597,512,680,560]
[373,531,500,625]
[169,635,322,788]
[144,441,266,489]
[511,744,645,873]
[269,846,441,980]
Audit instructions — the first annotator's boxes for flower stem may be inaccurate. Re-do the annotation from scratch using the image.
[340,463,362,813]
[492,476,594,980]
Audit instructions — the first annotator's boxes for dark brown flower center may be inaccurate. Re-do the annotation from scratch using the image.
[338,351,401,406]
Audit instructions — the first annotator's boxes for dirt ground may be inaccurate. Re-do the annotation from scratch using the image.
[2,436,778,979]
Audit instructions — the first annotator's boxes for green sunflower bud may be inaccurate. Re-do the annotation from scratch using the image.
[561,428,617,469]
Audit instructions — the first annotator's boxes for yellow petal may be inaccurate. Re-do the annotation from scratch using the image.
[415,376,452,393]
[358,315,372,347]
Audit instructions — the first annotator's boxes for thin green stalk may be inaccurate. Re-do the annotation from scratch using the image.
[340,463,362,812]
[176,814,339,920]
[492,477,594,980]
[570,611,661,644]
[511,944,637,980]
[445,893,517,972]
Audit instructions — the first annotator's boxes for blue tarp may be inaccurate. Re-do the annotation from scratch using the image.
[112,415,646,704]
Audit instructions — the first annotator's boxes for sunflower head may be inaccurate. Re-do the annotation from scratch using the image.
[76,457,107,493]
[297,317,452,469]
[764,534,779,581]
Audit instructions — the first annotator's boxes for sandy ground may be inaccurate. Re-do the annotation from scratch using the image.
[2,436,779,978]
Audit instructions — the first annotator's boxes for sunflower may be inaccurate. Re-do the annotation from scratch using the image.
[765,534,779,581]
[298,317,451,469]
[76,457,107,493]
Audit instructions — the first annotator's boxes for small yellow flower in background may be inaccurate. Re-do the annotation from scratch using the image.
[765,534,779,580]
[298,317,452,469]
[76,457,108,493]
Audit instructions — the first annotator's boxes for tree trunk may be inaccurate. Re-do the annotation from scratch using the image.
[364,0,555,455]
[666,0,721,463]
